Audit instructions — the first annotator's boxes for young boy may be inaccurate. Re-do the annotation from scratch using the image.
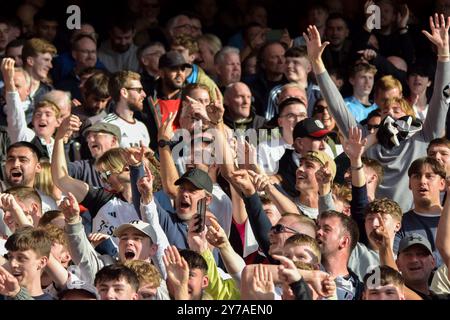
[344,62,378,122]
[94,264,139,300]
[3,226,53,299]
[124,259,165,300]
[363,265,406,300]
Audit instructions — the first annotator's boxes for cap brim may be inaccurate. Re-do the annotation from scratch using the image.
[400,242,432,255]
[174,177,203,190]
[309,129,330,138]
[113,224,148,238]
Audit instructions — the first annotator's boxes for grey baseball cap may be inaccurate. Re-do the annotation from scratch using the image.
[398,233,433,255]
[83,122,121,143]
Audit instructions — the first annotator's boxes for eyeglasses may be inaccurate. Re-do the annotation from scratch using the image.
[279,112,306,121]
[126,87,145,94]
[314,105,328,113]
[270,224,301,235]
[367,124,380,131]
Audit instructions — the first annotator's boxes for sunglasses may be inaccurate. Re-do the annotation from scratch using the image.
[314,105,328,113]
[99,170,112,181]
[126,87,145,94]
[270,224,301,235]
[367,124,380,130]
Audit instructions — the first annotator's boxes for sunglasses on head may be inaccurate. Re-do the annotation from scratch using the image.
[270,224,301,235]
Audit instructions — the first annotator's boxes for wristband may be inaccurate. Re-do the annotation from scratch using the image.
[351,164,364,171]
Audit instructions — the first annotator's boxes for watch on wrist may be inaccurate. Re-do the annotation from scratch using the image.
[158,139,171,148]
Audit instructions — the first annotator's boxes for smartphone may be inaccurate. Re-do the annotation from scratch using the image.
[266,29,284,42]
[195,197,207,233]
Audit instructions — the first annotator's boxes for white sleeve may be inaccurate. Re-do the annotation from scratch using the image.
[140,199,170,279]
[5,91,36,143]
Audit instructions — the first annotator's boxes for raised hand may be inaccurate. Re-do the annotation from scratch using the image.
[357,49,377,62]
[163,246,189,300]
[88,233,110,248]
[315,161,333,195]
[157,111,177,141]
[343,126,367,162]
[397,4,410,29]
[137,165,154,204]
[303,25,330,63]
[248,170,271,192]
[1,58,15,91]
[206,87,225,126]
[58,192,80,224]
[125,141,152,166]
[187,214,208,253]
[185,96,211,123]
[422,14,450,56]
[368,212,391,249]
[205,217,229,249]
[251,264,275,300]
[273,254,302,284]
[55,114,81,141]
[230,169,256,197]
[0,265,21,298]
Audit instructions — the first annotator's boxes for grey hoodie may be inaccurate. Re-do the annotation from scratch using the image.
[316,61,450,211]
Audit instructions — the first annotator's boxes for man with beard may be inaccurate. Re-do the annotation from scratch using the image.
[98,17,139,73]
[136,51,189,151]
[102,71,150,148]
[0,142,57,213]
[395,157,446,268]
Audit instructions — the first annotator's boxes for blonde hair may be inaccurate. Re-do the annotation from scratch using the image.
[34,160,58,201]
[95,148,128,173]
[284,233,321,264]
[124,260,161,288]
[33,100,61,119]
[22,38,57,62]
[384,97,415,119]
[374,75,403,97]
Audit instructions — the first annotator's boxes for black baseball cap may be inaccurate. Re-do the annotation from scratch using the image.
[293,118,330,140]
[158,51,192,69]
[174,168,213,193]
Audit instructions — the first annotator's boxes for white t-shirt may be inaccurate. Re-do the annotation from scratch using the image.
[210,184,233,237]
[102,113,150,148]
[257,137,292,175]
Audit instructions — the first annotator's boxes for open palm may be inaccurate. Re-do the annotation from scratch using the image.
[343,127,367,161]
[303,25,329,62]
[422,14,450,53]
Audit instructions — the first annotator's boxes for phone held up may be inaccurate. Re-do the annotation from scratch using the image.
[195,197,207,233]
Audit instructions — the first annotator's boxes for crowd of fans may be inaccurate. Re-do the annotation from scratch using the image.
[1,0,450,301]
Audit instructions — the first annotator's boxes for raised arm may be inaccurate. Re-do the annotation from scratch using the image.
[344,127,370,244]
[304,25,360,138]
[158,112,180,199]
[0,194,33,228]
[138,165,170,279]
[250,170,300,214]
[60,192,105,284]
[206,218,246,286]
[51,115,89,203]
[1,58,35,143]
[421,14,450,141]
